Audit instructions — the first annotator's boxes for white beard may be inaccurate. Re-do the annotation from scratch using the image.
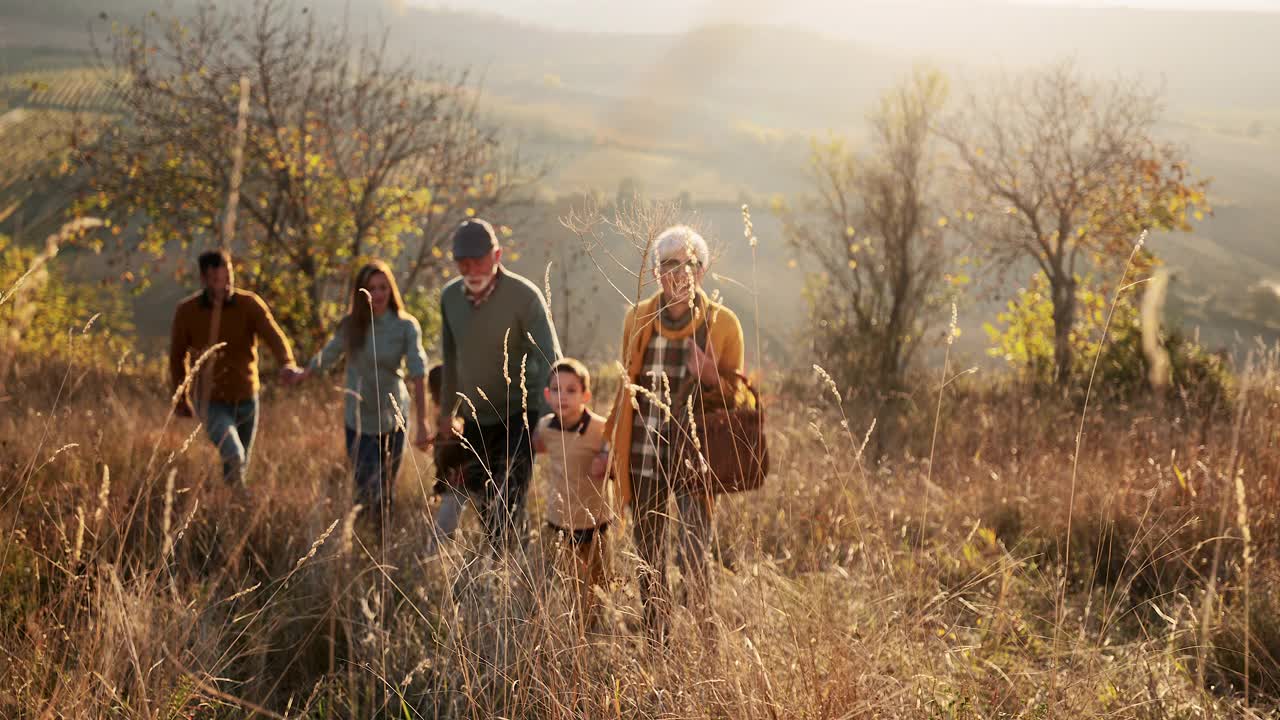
[463,266,497,293]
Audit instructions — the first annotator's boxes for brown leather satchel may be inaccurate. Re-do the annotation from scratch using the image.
[676,370,770,495]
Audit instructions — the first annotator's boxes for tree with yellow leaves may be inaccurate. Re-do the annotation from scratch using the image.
[73,0,535,345]
[939,61,1209,388]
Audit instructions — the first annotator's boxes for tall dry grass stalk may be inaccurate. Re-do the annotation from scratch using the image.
[1194,351,1264,706]
[741,204,762,374]
[1053,232,1148,692]
[1233,464,1253,706]
[920,302,959,550]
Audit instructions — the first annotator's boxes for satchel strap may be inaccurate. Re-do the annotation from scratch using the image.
[698,312,765,414]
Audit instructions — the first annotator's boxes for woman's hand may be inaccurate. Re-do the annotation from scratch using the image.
[684,338,721,386]
[279,365,306,386]
[588,450,609,481]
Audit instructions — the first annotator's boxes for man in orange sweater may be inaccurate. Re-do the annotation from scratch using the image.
[169,250,302,485]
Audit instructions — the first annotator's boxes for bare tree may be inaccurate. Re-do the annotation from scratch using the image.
[540,232,605,359]
[781,69,952,398]
[560,194,719,368]
[561,194,687,312]
[939,62,1208,387]
[75,0,533,342]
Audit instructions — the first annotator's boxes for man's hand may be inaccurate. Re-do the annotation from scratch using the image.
[437,416,461,440]
[684,338,720,386]
[437,416,464,439]
[413,421,433,451]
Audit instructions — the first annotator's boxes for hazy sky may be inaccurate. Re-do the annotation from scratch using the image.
[1013,0,1279,7]
[1017,0,1280,6]
[415,0,1280,38]
[412,0,1280,56]
[417,0,1280,20]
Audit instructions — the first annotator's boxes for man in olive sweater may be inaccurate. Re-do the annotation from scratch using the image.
[438,218,561,553]
[170,250,302,485]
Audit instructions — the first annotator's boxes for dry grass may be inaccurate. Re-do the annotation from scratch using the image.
[1,346,1278,718]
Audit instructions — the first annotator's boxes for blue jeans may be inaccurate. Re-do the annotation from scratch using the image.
[205,398,258,484]
[345,427,406,522]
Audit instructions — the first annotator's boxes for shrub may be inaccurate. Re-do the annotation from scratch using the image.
[984,271,1231,407]
[1,234,135,380]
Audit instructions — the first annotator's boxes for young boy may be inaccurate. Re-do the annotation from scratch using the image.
[533,358,613,633]
[427,364,468,551]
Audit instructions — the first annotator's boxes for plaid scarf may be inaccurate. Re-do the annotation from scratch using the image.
[629,326,689,484]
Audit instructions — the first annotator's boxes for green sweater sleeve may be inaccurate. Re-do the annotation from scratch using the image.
[523,286,561,375]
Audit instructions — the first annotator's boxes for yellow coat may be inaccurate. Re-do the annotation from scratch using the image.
[602,289,749,512]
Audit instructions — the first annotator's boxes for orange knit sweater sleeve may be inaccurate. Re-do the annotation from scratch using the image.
[602,304,637,441]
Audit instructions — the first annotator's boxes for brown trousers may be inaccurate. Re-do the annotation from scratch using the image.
[545,523,610,635]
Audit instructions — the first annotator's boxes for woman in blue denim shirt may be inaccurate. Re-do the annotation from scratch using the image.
[303,261,431,526]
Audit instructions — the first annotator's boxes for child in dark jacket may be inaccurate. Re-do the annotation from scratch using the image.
[427,364,467,550]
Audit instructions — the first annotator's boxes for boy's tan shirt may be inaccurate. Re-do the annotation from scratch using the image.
[538,410,613,530]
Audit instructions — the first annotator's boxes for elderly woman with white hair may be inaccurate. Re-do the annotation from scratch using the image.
[599,225,749,642]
